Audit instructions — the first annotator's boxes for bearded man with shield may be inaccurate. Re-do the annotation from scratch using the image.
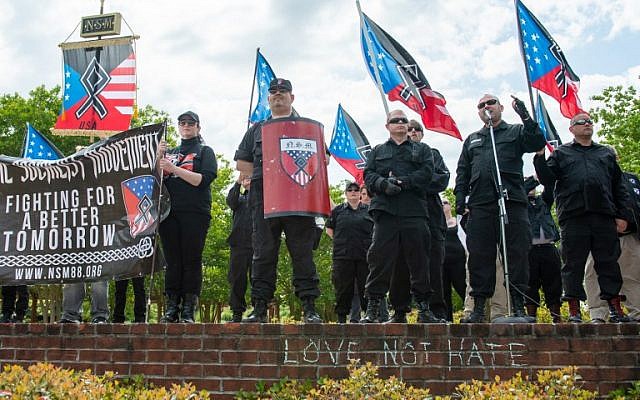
[234,78,331,323]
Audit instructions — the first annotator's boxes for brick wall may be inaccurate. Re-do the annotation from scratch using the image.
[0,322,638,399]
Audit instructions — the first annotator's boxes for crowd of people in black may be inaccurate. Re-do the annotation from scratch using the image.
[2,80,638,325]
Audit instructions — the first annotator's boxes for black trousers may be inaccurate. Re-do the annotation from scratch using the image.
[228,247,253,312]
[560,214,623,301]
[159,212,211,296]
[250,205,320,302]
[466,202,531,298]
[1,285,28,318]
[113,277,146,322]
[442,247,467,321]
[332,259,368,316]
[526,244,562,306]
[366,212,431,303]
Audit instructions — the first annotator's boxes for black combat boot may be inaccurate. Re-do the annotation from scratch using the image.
[525,304,538,321]
[242,299,268,323]
[180,293,198,323]
[230,310,243,323]
[302,297,323,323]
[511,292,535,322]
[607,295,631,323]
[360,297,381,323]
[548,303,562,323]
[385,308,407,323]
[416,301,444,323]
[337,314,347,323]
[160,294,181,323]
[460,297,486,323]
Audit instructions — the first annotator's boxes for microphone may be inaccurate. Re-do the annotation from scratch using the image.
[484,109,492,121]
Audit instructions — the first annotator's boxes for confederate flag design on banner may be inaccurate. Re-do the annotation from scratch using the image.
[261,117,331,219]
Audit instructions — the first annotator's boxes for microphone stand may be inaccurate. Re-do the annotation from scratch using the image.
[484,111,529,323]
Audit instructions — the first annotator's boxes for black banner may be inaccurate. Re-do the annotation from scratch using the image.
[0,124,166,285]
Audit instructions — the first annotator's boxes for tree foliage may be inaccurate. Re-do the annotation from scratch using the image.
[590,85,640,175]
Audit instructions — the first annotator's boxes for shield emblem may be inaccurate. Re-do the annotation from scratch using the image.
[279,138,319,187]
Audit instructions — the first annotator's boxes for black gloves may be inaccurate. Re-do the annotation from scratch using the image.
[455,194,466,216]
[512,96,530,121]
[376,177,402,196]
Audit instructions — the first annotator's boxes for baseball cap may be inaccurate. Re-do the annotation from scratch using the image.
[269,78,292,92]
[345,182,360,191]
[177,111,199,123]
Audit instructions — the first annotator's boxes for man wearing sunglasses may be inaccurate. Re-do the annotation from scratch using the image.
[386,119,450,322]
[234,78,323,324]
[534,112,630,323]
[361,110,441,323]
[454,94,545,323]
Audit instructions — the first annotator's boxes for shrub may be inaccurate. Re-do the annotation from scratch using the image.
[0,363,209,399]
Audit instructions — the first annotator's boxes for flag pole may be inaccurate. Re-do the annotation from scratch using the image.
[246,47,260,130]
[145,120,167,323]
[356,0,389,117]
[514,0,537,114]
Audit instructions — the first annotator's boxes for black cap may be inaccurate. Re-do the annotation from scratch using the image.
[269,78,292,92]
[524,176,539,193]
[345,182,360,191]
[177,111,199,123]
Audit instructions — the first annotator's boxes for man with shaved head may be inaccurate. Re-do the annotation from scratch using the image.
[455,94,545,323]
[534,112,631,323]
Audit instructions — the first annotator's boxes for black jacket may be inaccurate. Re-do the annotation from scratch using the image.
[454,119,545,210]
[226,183,252,248]
[364,138,433,217]
[621,171,640,237]
[326,202,373,260]
[426,148,449,240]
[527,185,560,243]
[533,141,629,223]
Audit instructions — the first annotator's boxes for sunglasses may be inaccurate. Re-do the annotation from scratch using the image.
[388,117,408,124]
[571,118,593,126]
[268,88,290,94]
[178,120,197,127]
[408,127,422,132]
[346,188,359,192]
[477,98,498,109]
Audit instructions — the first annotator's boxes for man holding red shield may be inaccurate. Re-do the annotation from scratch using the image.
[234,78,325,323]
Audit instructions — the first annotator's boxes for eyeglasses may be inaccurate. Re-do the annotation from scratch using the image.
[477,99,498,109]
[442,201,449,205]
[346,188,359,192]
[178,120,197,127]
[408,127,422,132]
[269,88,290,94]
[388,117,408,124]
[571,118,593,126]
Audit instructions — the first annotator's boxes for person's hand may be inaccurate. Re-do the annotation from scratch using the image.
[158,157,175,174]
[511,95,530,121]
[157,140,168,158]
[535,147,545,156]
[380,179,401,196]
[615,218,628,233]
[237,174,245,184]
[455,203,468,216]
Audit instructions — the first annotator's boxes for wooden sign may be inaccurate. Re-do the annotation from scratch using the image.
[80,12,122,38]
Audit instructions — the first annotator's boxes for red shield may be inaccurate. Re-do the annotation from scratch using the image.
[261,118,331,218]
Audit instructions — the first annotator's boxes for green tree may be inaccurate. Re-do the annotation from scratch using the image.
[0,85,91,156]
[590,85,640,174]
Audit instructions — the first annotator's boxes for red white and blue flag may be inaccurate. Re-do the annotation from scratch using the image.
[516,0,583,119]
[360,13,461,140]
[328,104,371,185]
[249,50,277,123]
[280,138,319,187]
[535,93,562,151]
[22,123,64,160]
[121,175,157,238]
[54,38,136,133]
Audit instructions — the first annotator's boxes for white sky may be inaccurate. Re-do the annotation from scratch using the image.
[1,0,639,186]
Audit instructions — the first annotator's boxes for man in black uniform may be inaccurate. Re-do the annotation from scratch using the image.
[326,182,373,323]
[234,78,322,323]
[362,109,439,323]
[386,119,449,322]
[534,113,630,323]
[523,176,562,323]
[454,94,545,323]
[226,174,253,322]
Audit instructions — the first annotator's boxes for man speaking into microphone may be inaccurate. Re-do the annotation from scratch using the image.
[454,94,545,322]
